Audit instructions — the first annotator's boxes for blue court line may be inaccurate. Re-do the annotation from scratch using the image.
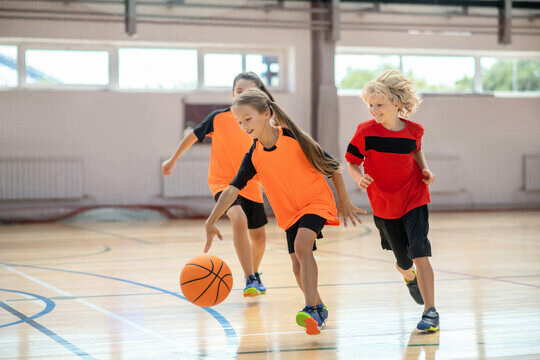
[0,299,96,359]
[1,262,238,359]
[0,288,56,328]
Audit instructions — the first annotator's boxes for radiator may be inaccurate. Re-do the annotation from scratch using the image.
[524,154,540,191]
[425,155,462,194]
[162,151,210,198]
[0,159,84,200]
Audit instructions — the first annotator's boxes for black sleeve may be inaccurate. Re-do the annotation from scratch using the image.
[193,108,229,143]
[230,142,258,190]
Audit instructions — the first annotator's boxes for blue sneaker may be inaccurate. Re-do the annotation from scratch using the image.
[296,306,323,335]
[243,275,261,297]
[316,304,328,323]
[417,307,440,332]
[254,272,266,294]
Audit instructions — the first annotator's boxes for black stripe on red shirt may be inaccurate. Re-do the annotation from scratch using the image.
[365,136,417,154]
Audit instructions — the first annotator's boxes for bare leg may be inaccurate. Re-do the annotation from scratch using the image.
[289,252,323,305]
[293,228,322,307]
[395,262,416,282]
[226,205,254,278]
[413,257,435,311]
[248,226,266,273]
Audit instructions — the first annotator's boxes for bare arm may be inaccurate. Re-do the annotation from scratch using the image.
[413,150,435,185]
[204,185,240,253]
[330,172,367,226]
[162,131,198,176]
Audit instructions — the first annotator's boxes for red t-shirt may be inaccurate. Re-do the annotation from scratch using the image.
[345,119,430,219]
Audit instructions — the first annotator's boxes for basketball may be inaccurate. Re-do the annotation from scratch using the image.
[180,255,233,307]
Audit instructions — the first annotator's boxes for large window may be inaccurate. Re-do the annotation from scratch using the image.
[0,45,18,87]
[203,53,243,87]
[119,48,197,90]
[402,56,475,92]
[25,49,109,85]
[481,58,540,92]
[336,51,539,95]
[203,52,282,89]
[246,54,280,88]
[336,54,400,90]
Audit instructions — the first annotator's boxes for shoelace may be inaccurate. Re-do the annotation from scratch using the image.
[316,306,326,326]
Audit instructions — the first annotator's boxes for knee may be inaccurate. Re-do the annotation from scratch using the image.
[412,256,429,265]
[228,211,248,230]
[396,256,413,271]
[250,230,266,244]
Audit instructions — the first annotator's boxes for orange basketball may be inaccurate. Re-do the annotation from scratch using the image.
[180,255,233,307]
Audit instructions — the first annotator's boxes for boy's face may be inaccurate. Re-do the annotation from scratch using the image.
[365,94,399,124]
[232,79,258,99]
[232,104,271,140]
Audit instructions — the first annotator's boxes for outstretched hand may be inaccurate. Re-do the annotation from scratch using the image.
[204,222,223,253]
[338,199,368,227]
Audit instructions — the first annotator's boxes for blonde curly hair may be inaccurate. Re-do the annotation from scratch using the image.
[361,70,422,117]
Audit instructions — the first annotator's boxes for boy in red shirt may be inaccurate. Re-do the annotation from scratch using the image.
[345,70,439,332]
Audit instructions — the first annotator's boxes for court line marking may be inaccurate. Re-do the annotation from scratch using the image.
[0,300,96,359]
[61,223,154,245]
[0,288,56,328]
[1,262,239,359]
[0,245,111,263]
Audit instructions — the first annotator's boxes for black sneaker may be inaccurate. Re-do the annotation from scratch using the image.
[417,307,440,332]
[405,269,424,305]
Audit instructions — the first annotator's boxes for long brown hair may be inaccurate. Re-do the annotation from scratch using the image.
[233,89,342,177]
[233,72,275,102]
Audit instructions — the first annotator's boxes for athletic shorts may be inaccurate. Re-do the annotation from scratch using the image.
[373,205,431,269]
[285,214,326,254]
[214,192,268,229]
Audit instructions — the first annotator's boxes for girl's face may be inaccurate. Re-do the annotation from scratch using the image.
[365,94,399,124]
[232,79,258,99]
[232,104,271,139]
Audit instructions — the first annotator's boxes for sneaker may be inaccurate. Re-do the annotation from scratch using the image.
[254,272,266,294]
[243,275,261,297]
[296,306,323,335]
[405,269,424,305]
[316,304,328,323]
[417,307,440,332]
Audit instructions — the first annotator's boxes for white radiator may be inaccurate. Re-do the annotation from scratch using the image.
[162,149,211,198]
[524,154,540,191]
[0,159,83,200]
[425,155,462,194]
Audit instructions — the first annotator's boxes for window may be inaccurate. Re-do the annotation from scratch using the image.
[0,45,18,87]
[25,49,109,85]
[482,58,540,93]
[246,54,280,88]
[203,53,243,87]
[335,54,400,90]
[119,48,197,90]
[402,56,475,92]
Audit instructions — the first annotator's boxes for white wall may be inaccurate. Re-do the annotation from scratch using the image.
[1,10,539,212]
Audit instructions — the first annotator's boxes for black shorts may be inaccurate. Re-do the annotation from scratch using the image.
[214,192,268,229]
[285,214,326,254]
[373,205,431,269]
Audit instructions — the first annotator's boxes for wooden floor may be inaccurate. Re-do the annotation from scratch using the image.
[1,210,540,360]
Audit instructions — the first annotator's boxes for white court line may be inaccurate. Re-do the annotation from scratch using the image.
[0,264,212,357]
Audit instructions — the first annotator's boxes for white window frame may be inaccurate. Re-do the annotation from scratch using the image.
[336,46,540,97]
[199,47,286,92]
[20,43,113,90]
